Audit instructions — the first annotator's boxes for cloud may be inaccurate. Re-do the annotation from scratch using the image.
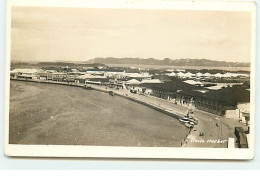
[11,7,251,63]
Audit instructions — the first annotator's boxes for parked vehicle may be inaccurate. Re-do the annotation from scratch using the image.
[188,121,195,126]
[109,91,115,96]
[130,89,137,94]
[182,115,189,120]
[187,118,198,125]
[179,109,199,127]
[185,123,194,128]
[84,85,93,90]
[179,118,189,123]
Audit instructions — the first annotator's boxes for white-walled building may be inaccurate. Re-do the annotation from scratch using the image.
[141,79,162,84]
[11,68,39,79]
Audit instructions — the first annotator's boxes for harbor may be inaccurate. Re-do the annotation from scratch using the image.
[9,80,189,147]
[10,78,247,148]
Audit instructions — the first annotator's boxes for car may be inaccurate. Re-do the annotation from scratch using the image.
[130,89,137,94]
[187,118,198,125]
[189,121,195,126]
[108,91,115,96]
[185,123,194,128]
[199,132,204,136]
[179,118,189,123]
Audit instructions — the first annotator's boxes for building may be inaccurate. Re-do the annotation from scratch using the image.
[11,68,38,79]
[123,72,151,81]
[178,86,250,116]
[234,127,249,148]
[50,72,67,82]
[225,102,250,120]
[141,79,199,101]
[141,79,162,84]
[75,74,108,84]
[183,80,203,86]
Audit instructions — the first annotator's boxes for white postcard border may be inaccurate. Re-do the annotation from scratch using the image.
[4,0,256,159]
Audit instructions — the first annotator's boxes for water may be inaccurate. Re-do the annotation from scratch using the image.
[9,80,188,147]
[107,64,250,72]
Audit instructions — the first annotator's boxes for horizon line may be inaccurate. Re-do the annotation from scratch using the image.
[10,57,251,64]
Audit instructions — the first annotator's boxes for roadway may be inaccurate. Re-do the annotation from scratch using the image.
[91,85,246,148]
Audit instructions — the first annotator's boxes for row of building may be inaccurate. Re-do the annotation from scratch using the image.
[10,68,250,125]
[127,79,250,126]
[166,71,249,79]
[10,68,153,82]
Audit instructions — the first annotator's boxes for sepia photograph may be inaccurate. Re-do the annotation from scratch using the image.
[4,0,256,159]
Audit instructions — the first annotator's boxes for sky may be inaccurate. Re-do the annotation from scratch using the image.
[11,7,251,63]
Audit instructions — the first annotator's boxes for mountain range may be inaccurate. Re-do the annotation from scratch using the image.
[86,57,250,67]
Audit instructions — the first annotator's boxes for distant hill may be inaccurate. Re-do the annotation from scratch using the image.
[87,57,250,67]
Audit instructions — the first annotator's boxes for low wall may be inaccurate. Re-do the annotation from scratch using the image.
[114,93,182,120]
[11,78,84,88]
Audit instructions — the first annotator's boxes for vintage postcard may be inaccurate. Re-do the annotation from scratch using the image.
[4,0,256,159]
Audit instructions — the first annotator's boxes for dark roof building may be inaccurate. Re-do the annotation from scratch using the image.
[141,78,250,116]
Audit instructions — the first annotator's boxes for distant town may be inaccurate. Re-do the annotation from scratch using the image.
[10,61,250,148]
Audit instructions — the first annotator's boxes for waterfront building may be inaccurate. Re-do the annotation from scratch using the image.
[86,68,125,77]
[75,74,108,84]
[195,72,203,77]
[129,85,146,94]
[10,70,18,79]
[50,72,67,82]
[234,127,249,148]
[106,79,124,89]
[141,79,162,84]
[176,72,185,78]
[125,79,141,90]
[166,69,175,72]
[64,72,85,83]
[167,72,176,77]
[38,73,48,80]
[126,79,141,85]
[140,76,249,116]
[213,73,223,78]
[184,72,195,78]
[123,72,151,81]
[183,80,202,86]
[205,85,224,90]
[71,68,79,72]
[11,68,38,79]
[86,70,105,76]
[104,70,125,79]
[178,86,250,116]
[226,102,250,125]
[176,69,186,72]
[203,72,212,77]
[141,80,198,100]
